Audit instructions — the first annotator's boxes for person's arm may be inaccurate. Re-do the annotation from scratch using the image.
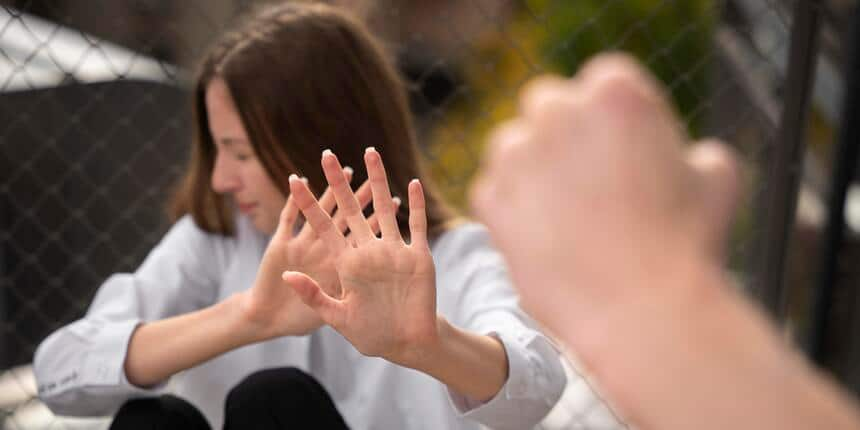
[35,211,317,408]
[121,290,312,387]
[285,147,511,403]
[125,173,382,387]
[35,174,370,413]
[428,224,568,428]
[580,262,860,430]
[121,198,314,387]
[407,317,509,401]
[34,216,226,415]
[471,52,860,429]
[124,301,247,388]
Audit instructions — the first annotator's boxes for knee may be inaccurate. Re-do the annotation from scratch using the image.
[114,397,163,421]
[112,395,208,430]
[225,367,349,429]
[226,367,318,411]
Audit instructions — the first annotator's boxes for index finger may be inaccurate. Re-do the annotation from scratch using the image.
[321,149,375,243]
[289,174,347,257]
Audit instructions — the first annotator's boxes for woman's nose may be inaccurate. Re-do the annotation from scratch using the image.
[211,153,241,193]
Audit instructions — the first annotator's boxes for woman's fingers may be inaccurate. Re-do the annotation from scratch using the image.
[366,196,401,238]
[283,271,344,328]
[297,175,382,242]
[408,179,428,248]
[289,174,347,258]
[318,167,354,216]
[329,178,374,237]
[322,150,375,243]
[354,178,374,217]
[364,148,402,242]
[290,150,405,246]
[298,167,356,241]
[276,194,300,239]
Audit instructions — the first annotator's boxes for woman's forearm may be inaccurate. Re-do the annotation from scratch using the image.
[123,294,257,387]
[408,317,509,403]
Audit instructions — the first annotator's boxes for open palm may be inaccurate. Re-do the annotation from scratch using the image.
[240,169,391,340]
[285,148,439,367]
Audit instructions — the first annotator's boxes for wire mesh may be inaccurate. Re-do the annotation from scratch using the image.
[0,0,841,428]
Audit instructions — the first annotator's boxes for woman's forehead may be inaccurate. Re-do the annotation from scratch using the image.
[205,79,250,144]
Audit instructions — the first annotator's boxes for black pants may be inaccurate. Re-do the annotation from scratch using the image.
[110,367,350,430]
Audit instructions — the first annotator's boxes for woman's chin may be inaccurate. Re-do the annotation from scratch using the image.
[248,212,277,235]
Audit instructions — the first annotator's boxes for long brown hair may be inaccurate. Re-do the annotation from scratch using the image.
[170,1,456,238]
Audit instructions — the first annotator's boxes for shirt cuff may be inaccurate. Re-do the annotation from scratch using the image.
[36,318,168,416]
[81,319,167,393]
[447,329,567,429]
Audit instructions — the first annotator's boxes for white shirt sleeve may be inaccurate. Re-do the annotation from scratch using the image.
[435,224,567,430]
[33,216,227,416]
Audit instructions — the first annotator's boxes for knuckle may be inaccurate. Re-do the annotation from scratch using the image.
[520,74,569,112]
[581,52,642,77]
[524,85,575,121]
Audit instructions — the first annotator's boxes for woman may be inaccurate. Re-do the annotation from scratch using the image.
[34,3,566,429]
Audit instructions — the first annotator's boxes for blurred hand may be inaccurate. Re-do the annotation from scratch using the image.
[238,168,398,340]
[285,148,440,368]
[471,52,860,430]
[471,53,739,347]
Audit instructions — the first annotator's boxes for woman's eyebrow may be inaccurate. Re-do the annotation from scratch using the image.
[217,137,249,146]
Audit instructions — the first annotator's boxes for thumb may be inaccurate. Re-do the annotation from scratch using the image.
[282,271,344,327]
[686,139,741,262]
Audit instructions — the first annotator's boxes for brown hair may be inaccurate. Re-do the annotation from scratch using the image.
[169,1,456,238]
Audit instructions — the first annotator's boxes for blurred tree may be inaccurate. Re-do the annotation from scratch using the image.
[426,0,715,209]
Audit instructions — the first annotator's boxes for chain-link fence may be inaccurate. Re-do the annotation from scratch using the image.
[0,0,854,428]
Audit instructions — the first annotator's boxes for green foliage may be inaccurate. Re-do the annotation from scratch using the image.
[426,1,716,209]
[531,0,714,125]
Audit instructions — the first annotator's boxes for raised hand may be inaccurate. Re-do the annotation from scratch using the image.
[469,53,860,430]
[238,168,399,341]
[284,148,439,368]
[471,54,739,341]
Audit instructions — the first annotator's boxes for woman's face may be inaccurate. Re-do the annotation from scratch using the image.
[206,78,286,235]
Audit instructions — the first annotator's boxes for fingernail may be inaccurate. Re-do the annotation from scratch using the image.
[289,174,299,182]
[365,147,376,153]
[344,166,354,175]
[393,196,402,206]
[323,149,333,157]
[281,271,291,280]
[301,177,309,184]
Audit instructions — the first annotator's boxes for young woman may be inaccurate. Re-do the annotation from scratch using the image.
[34,3,565,429]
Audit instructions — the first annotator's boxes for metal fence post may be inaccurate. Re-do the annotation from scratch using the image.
[807,4,860,369]
[754,0,822,319]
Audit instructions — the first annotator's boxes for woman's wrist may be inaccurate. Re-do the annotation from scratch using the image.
[217,292,272,346]
[399,315,508,402]
[392,315,448,370]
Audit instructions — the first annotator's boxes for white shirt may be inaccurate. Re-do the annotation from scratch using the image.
[34,215,566,429]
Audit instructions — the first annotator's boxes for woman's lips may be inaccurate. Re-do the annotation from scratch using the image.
[238,202,257,213]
